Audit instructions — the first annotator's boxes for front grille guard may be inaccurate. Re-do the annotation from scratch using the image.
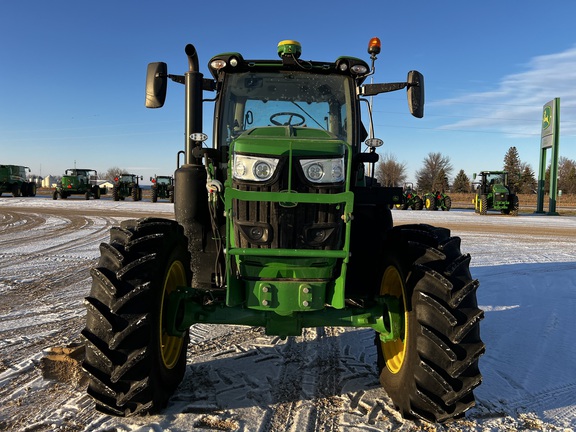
[223,141,354,309]
[224,187,354,309]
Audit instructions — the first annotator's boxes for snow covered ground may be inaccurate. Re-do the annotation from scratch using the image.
[1,196,575,431]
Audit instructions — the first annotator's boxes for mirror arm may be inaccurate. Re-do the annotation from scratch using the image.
[362,82,408,96]
[168,74,185,84]
[168,74,215,91]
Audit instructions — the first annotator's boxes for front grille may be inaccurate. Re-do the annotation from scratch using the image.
[232,167,344,250]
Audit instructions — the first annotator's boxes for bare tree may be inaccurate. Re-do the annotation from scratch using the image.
[558,156,576,194]
[376,153,407,187]
[415,152,452,192]
[102,166,128,181]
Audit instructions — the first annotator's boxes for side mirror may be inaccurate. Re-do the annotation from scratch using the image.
[145,62,168,108]
[407,71,424,118]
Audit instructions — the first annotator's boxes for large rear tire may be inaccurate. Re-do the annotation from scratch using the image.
[375,224,484,422]
[414,196,423,210]
[82,218,191,416]
[510,194,519,216]
[424,195,436,211]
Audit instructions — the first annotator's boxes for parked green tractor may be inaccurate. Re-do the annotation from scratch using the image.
[53,169,102,200]
[0,164,36,197]
[396,182,423,210]
[473,170,519,215]
[423,187,452,211]
[150,175,174,202]
[82,39,484,423]
[112,174,142,201]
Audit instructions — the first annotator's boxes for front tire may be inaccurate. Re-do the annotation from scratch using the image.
[12,184,21,197]
[82,218,191,416]
[375,224,484,422]
[479,195,488,215]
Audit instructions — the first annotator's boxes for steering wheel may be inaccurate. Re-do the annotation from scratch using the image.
[270,112,306,126]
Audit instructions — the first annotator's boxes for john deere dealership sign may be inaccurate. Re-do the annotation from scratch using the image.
[541,99,556,149]
[536,98,560,214]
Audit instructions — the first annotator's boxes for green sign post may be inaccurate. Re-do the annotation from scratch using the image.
[535,98,560,215]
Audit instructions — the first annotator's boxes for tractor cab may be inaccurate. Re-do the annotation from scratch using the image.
[479,171,510,198]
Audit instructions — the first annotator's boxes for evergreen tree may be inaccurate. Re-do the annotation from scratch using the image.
[503,146,522,190]
[518,165,537,194]
[452,169,471,192]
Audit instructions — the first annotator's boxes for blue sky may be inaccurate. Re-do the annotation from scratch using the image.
[2,1,576,185]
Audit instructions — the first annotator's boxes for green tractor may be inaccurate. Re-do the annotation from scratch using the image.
[0,164,36,197]
[396,182,423,210]
[473,170,519,215]
[82,39,484,423]
[423,186,451,211]
[112,173,143,201]
[150,175,174,202]
[53,169,102,200]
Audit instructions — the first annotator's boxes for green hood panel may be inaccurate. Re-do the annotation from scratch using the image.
[233,126,348,157]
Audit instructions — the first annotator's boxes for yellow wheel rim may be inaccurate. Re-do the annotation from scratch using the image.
[159,260,187,369]
[380,265,408,374]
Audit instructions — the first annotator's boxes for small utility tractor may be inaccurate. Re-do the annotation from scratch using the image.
[423,186,451,211]
[112,174,143,201]
[473,170,518,215]
[396,182,423,210]
[150,175,174,202]
[53,169,102,200]
[0,164,36,197]
[82,39,484,423]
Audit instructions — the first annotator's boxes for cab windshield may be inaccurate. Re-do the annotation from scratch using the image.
[486,173,506,186]
[218,71,354,146]
[157,177,171,185]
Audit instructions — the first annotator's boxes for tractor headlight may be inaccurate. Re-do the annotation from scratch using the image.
[232,154,279,182]
[299,158,345,184]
